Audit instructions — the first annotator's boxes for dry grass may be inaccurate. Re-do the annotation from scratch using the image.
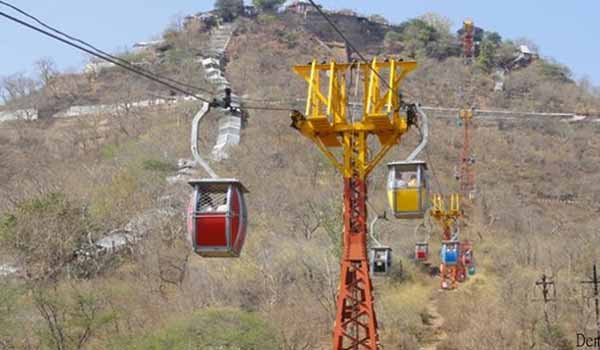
[0,13,599,350]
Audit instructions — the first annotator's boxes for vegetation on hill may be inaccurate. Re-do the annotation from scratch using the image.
[215,0,245,21]
[0,4,599,350]
[252,0,286,12]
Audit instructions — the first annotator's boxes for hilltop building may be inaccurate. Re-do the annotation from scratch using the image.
[284,0,316,15]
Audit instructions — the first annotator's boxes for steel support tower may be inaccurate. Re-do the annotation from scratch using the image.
[462,20,475,64]
[431,193,462,289]
[459,109,475,201]
[292,58,417,350]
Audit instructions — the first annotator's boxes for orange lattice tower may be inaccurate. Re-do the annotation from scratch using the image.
[431,194,462,290]
[462,20,475,64]
[459,109,475,202]
[292,58,418,350]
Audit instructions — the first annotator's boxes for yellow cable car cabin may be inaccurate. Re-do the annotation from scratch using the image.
[386,160,429,219]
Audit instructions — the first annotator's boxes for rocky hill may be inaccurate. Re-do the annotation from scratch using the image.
[0,4,599,350]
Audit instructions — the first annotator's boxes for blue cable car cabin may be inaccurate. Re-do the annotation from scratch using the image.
[440,241,459,265]
[386,160,429,219]
[187,179,248,257]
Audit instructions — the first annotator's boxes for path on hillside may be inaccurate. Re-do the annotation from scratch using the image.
[201,21,242,161]
[419,297,447,350]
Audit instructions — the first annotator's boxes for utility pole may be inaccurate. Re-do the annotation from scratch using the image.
[534,274,556,326]
[581,263,600,344]
[292,58,418,350]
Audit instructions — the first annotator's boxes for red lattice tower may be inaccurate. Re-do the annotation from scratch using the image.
[333,152,379,349]
[292,59,418,350]
[459,109,475,201]
[431,194,462,290]
[463,20,475,63]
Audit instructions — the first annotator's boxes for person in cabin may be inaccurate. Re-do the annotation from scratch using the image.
[394,172,407,188]
[199,193,215,213]
[216,196,228,212]
[407,174,418,187]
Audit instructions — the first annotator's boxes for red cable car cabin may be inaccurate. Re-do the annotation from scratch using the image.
[187,179,248,257]
[415,242,429,262]
[461,240,473,266]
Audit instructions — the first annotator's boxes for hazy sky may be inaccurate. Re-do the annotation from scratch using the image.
[0,1,598,85]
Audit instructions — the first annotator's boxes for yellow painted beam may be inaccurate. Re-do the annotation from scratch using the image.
[293,60,417,74]
[292,58,418,180]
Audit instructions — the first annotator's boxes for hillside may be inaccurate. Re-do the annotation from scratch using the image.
[1,4,600,350]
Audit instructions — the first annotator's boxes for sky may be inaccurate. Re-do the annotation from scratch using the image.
[0,0,598,86]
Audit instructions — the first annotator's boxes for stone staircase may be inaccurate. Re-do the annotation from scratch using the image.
[200,22,243,161]
[493,69,505,92]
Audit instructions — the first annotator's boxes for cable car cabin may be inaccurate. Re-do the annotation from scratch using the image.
[387,161,428,219]
[456,264,467,283]
[369,247,392,276]
[415,242,429,262]
[461,240,473,266]
[440,241,459,265]
[187,179,248,257]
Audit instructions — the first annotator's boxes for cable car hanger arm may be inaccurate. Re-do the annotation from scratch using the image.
[406,104,429,161]
[369,213,388,248]
[190,102,218,179]
[189,89,244,179]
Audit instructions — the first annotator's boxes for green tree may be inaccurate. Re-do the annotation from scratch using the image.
[496,40,518,67]
[485,31,503,46]
[428,31,461,59]
[538,59,573,83]
[476,32,505,71]
[115,308,280,350]
[418,12,452,35]
[477,37,497,72]
[35,287,114,350]
[252,0,285,12]
[396,19,458,59]
[0,192,95,281]
[214,0,244,22]
[384,30,403,51]
[398,19,437,58]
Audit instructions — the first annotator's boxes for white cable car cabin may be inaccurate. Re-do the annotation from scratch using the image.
[369,246,392,276]
[387,160,428,219]
[187,179,248,257]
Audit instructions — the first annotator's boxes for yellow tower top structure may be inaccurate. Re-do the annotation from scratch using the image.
[291,57,418,350]
[291,58,418,179]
